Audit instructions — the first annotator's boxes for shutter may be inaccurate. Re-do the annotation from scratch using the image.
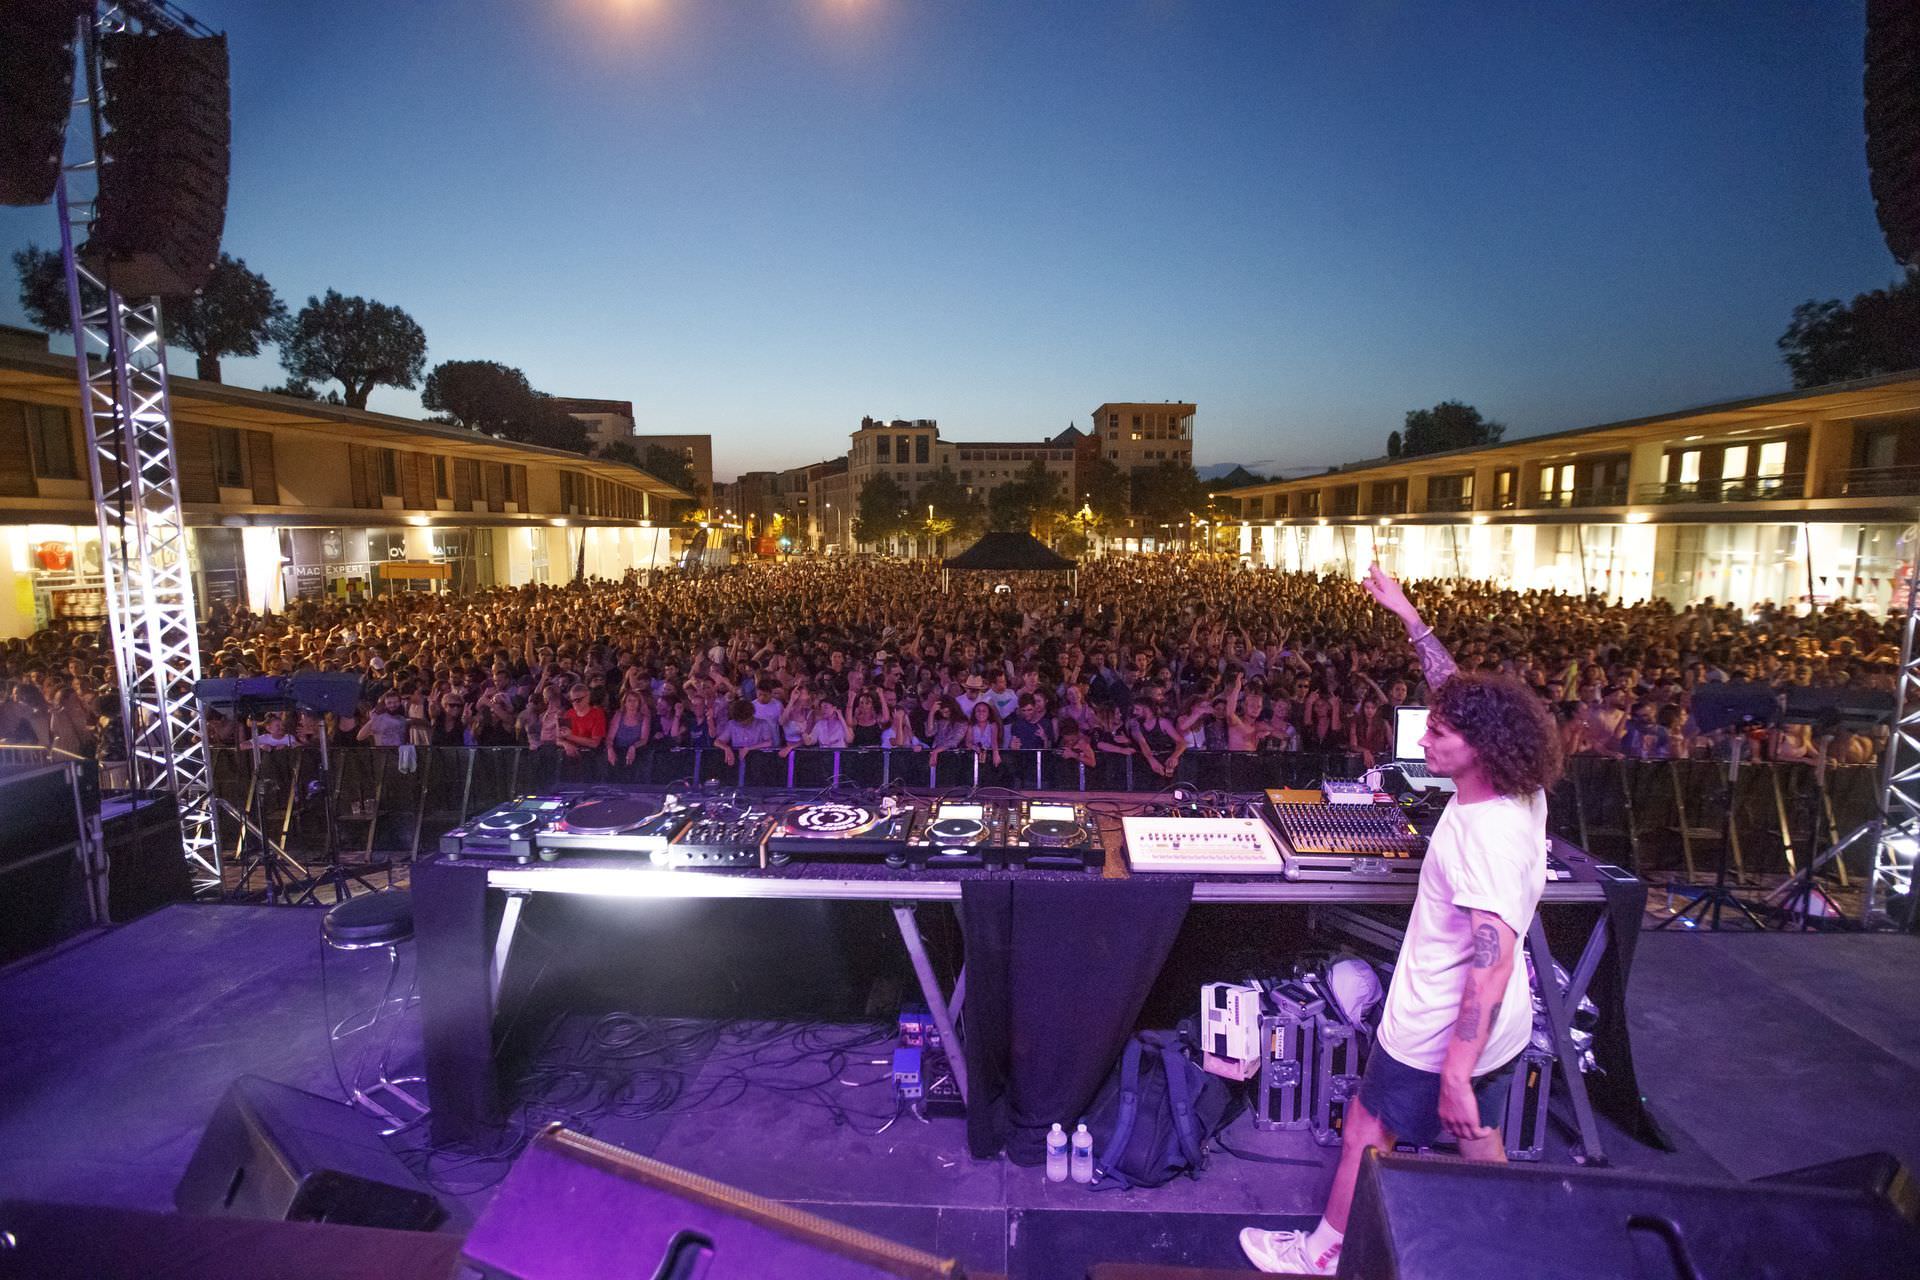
[348,444,370,508]
[0,401,33,497]
[453,457,475,506]
[174,422,218,503]
[484,463,504,512]
[248,431,277,504]
[510,465,527,510]
[402,451,429,509]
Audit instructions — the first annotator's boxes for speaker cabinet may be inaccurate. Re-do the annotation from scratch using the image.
[461,1125,961,1278]
[1341,1151,1920,1280]
[174,1077,443,1232]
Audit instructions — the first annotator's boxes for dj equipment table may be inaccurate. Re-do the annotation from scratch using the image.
[413,793,1645,1165]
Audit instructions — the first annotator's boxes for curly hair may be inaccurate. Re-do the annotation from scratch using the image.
[1429,672,1563,796]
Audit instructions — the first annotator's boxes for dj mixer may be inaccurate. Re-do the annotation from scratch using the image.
[1263,792,1426,880]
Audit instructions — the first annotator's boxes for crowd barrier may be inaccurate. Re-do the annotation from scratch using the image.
[4,743,1886,891]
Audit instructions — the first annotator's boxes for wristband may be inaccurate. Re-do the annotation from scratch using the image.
[1408,624,1434,644]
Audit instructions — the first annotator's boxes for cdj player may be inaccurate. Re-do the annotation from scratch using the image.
[764,797,921,866]
[1006,799,1103,870]
[904,801,1005,869]
[439,796,572,862]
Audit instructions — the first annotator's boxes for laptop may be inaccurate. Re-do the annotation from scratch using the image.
[1391,706,1456,793]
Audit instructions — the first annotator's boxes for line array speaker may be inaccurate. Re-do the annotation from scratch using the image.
[82,29,230,298]
[0,1,86,207]
[1867,0,1920,267]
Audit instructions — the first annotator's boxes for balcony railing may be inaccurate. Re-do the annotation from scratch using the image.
[1634,474,1806,505]
[1840,466,1920,498]
[1532,483,1629,509]
[1423,493,1475,513]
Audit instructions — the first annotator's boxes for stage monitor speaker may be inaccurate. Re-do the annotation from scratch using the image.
[1757,1150,1920,1223]
[99,790,191,922]
[174,1076,444,1232]
[1340,1151,1920,1280]
[460,1125,964,1279]
[83,30,229,297]
[0,1,84,207]
[0,763,91,965]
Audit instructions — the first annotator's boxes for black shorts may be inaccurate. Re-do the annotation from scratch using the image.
[1358,1045,1515,1147]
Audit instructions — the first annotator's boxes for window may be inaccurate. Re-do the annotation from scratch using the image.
[212,427,247,488]
[876,435,891,462]
[916,435,929,464]
[435,455,450,498]
[1721,445,1749,480]
[378,448,400,496]
[1678,451,1701,485]
[1759,441,1788,477]
[1107,414,1118,431]
[24,403,76,479]
[897,435,909,461]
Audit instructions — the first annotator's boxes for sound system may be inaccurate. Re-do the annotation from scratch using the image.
[0,763,91,965]
[99,790,192,921]
[1340,1150,1920,1279]
[174,1076,444,1232]
[85,30,230,298]
[459,1124,964,1278]
[0,1,84,207]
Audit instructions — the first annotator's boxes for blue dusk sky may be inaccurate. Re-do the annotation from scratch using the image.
[0,0,1902,481]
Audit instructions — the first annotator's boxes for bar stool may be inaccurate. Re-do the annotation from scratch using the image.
[321,889,429,1134]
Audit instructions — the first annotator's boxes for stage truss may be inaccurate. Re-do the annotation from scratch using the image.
[1867,521,1920,927]
[54,0,221,888]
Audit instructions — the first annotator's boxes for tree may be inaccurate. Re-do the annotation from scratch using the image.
[986,460,1066,534]
[15,246,286,383]
[1397,401,1504,457]
[1130,460,1209,542]
[1386,430,1403,458]
[918,466,985,540]
[1080,456,1132,529]
[278,289,427,409]
[641,443,699,497]
[1777,269,1920,388]
[263,378,340,403]
[598,439,641,466]
[421,359,534,435]
[854,473,910,549]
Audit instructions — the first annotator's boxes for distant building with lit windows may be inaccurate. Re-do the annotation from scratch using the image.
[1220,372,1920,612]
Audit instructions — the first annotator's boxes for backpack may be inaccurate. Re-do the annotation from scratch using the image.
[1083,1030,1243,1189]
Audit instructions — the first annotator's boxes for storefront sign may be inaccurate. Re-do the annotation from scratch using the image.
[377,561,450,581]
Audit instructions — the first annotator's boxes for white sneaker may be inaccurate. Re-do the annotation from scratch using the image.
[1238,1226,1340,1276]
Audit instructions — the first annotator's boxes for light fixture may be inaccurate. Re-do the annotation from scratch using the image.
[1625,511,1652,524]
[1471,514,1490,525]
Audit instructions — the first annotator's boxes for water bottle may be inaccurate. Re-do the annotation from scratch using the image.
[1045,1123,1069,1183]
[1070,1122,1094,1184]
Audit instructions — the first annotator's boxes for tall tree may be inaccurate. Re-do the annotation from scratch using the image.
[1397,401,1504,457]
[421,359,535,435]
[598,439,642,466]
[1777,269,1920,388]
[1080,456,1132,528]
[986,460,1067,533]
[641,443,699,497]
[854,473,910,548]
[918,466,985,539]
[278,289,427,409]
[14,246,285,383]
[1130,459,1209,539]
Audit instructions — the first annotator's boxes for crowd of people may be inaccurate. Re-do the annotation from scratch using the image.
[0,556,1899,774]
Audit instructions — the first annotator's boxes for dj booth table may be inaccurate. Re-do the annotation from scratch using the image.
[413,791,1649,1164]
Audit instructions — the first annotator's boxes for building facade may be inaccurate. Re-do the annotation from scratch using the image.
[1089,401,1196,474]
[1221,372,1920,613]
[0,336,688,639]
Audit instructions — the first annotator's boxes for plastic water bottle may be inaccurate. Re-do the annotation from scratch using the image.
[1045,1124,1069,1183]
[1070,1123,1094,1184]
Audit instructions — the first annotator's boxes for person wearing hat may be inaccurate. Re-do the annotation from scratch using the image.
[956,673,988,720]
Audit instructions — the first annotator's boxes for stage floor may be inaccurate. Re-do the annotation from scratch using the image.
[1,905,1916,1276]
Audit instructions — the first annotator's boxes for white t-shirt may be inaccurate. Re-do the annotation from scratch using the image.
[1377,789,1547,1076]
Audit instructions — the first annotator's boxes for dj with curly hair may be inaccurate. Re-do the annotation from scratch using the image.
[1242,562,1564,1277]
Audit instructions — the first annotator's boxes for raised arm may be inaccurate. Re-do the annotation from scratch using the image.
[1361,562,1455,689]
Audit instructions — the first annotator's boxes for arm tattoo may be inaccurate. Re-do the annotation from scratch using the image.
[1412,627,1457,689]
[1488,1000,1503,1033]
[1453,988,1481,1042]
[1471,922,1501,968]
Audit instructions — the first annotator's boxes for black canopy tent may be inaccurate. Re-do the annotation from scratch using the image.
[941,531,1078,595]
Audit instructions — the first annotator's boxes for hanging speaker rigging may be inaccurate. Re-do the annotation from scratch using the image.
[0,1,88,207]
[81,27,231,297]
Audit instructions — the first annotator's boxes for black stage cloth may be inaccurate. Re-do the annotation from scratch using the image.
[961,877,1193,1164]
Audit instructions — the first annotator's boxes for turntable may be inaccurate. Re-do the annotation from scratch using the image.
[904,801,1007,870]
[1006,800,1103,870]
[533,791,693,861]
[439,796,571,862]
[765,797,921,866]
